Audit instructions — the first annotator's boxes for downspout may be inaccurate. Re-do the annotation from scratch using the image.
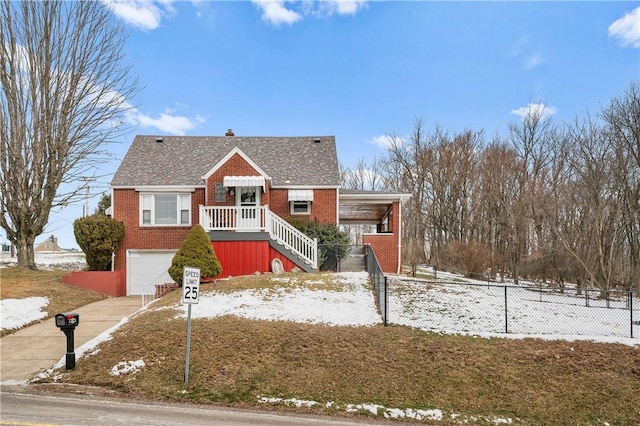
[110,187,115,272]
[397,202,402,274]
[335,187,340,226]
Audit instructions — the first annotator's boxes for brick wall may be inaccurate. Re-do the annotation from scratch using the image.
[363,202,401,274]
[112,188,205,270]
[205,153,271,206]
[62,270,126,297]
[114,152,340,271]
[270,188,337,224]
[204,153,337,224]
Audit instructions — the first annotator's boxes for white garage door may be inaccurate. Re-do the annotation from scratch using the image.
[127,250,177,296]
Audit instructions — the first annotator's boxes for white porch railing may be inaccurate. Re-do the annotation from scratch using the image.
[199,205,317,269]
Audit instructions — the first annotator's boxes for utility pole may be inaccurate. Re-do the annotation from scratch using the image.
[80,177,94,217]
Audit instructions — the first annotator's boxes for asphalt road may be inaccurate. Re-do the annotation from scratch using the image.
[0,390,390,426]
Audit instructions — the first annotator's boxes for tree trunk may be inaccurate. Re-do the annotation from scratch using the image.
[16,232,37,269]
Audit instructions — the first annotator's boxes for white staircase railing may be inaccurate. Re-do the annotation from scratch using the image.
[199,205,317,269]
[265,209,317,269]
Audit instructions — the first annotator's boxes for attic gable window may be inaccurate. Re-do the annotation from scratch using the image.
[140,193,191,226]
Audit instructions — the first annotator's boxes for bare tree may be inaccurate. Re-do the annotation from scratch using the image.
[475,139,521,281]
[383,117,432,266]
[602,82,640,291]
[507,103,558,283]
[563,115,624,292]
[341,157,385,191]
[0,1,137,268]
[340,158,384,244]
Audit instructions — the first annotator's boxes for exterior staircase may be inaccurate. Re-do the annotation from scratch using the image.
[340,245,366,272]
[200,205,318,272]
[268,237,317,273]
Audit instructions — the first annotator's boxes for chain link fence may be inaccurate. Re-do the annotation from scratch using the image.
[383,277,639,339]
[317,243,352,272]
[364,245,387,325]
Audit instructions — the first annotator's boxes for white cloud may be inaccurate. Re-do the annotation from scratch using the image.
[318,0,369,16]
[252,0,369,26]
[252,0,302,26]
[133,108,204,135]
[609,7,640,48]
[103,0,176,31]
[368,134,404,150]
[523,53,544,70]
[510,34,544,70]
[510,103,557,121]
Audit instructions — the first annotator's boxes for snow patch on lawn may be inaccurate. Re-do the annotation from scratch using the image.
[110,359,146,376]
[178,272,381,327]
[258,396,516,423]
[0,251,87,270]
[0,297,49,330]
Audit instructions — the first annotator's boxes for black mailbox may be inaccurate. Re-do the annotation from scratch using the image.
[55,312,79,328]
[54,312,80,369]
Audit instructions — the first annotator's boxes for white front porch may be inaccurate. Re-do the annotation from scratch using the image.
[199,205,318,270]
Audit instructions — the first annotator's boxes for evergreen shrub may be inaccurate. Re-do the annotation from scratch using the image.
[73,215,125,271]
[169,224,222,286]
[287,219,350,271]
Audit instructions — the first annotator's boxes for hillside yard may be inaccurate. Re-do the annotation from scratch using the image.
[388,270,639,341]
[0,261,104,337]
[10,270,635,425]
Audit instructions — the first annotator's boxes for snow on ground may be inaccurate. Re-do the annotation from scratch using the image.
[1,252,87,331]
[389,277,639,345]
[0,297,49,331]
[183,272,381,326]
[0,251,87,270]
[9,269,637,424]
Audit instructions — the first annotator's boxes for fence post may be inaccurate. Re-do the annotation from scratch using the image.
[539,282,542,302]
[384,276,388,327]
[631,291,634,339]
[585,289,590,307]
[504,285,508,333]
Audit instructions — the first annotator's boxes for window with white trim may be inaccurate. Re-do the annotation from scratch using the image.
[291,200,311,215]
[288,189,313,215]
[140,194,191,226]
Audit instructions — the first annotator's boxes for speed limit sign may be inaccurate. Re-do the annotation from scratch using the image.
[182,266,201,304]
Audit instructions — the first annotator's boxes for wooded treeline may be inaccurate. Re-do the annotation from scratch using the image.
[342,82,639,291]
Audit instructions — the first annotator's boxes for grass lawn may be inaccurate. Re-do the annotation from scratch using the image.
[1,267,106,337]
[5,269,639,424]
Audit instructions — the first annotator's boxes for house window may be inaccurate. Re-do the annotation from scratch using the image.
[140,194,191,226]
[291,200,311,215]
[288,189,313,215]
[214,183,226,203]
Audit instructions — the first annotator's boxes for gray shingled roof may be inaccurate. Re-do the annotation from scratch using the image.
[111,135,341,187]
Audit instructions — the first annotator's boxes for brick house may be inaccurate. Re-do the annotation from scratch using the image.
[110,133,410,295]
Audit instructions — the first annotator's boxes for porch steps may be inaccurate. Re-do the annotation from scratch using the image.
[340,245,366,272]
[270,238,316,274]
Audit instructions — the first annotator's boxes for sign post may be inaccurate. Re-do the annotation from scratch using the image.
[182,266,200,385]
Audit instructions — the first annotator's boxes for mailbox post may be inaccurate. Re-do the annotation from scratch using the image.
[54,312,79,370]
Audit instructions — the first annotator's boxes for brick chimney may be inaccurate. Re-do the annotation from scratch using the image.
[225,128,235,136]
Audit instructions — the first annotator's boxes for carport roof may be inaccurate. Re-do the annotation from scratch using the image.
[339,189,411,225]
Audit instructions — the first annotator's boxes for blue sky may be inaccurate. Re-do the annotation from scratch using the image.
[5,1,639,249]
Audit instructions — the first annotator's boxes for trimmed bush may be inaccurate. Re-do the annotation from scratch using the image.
[169,224,222,286]
[73,215,125,271]
[287,219,350,271]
